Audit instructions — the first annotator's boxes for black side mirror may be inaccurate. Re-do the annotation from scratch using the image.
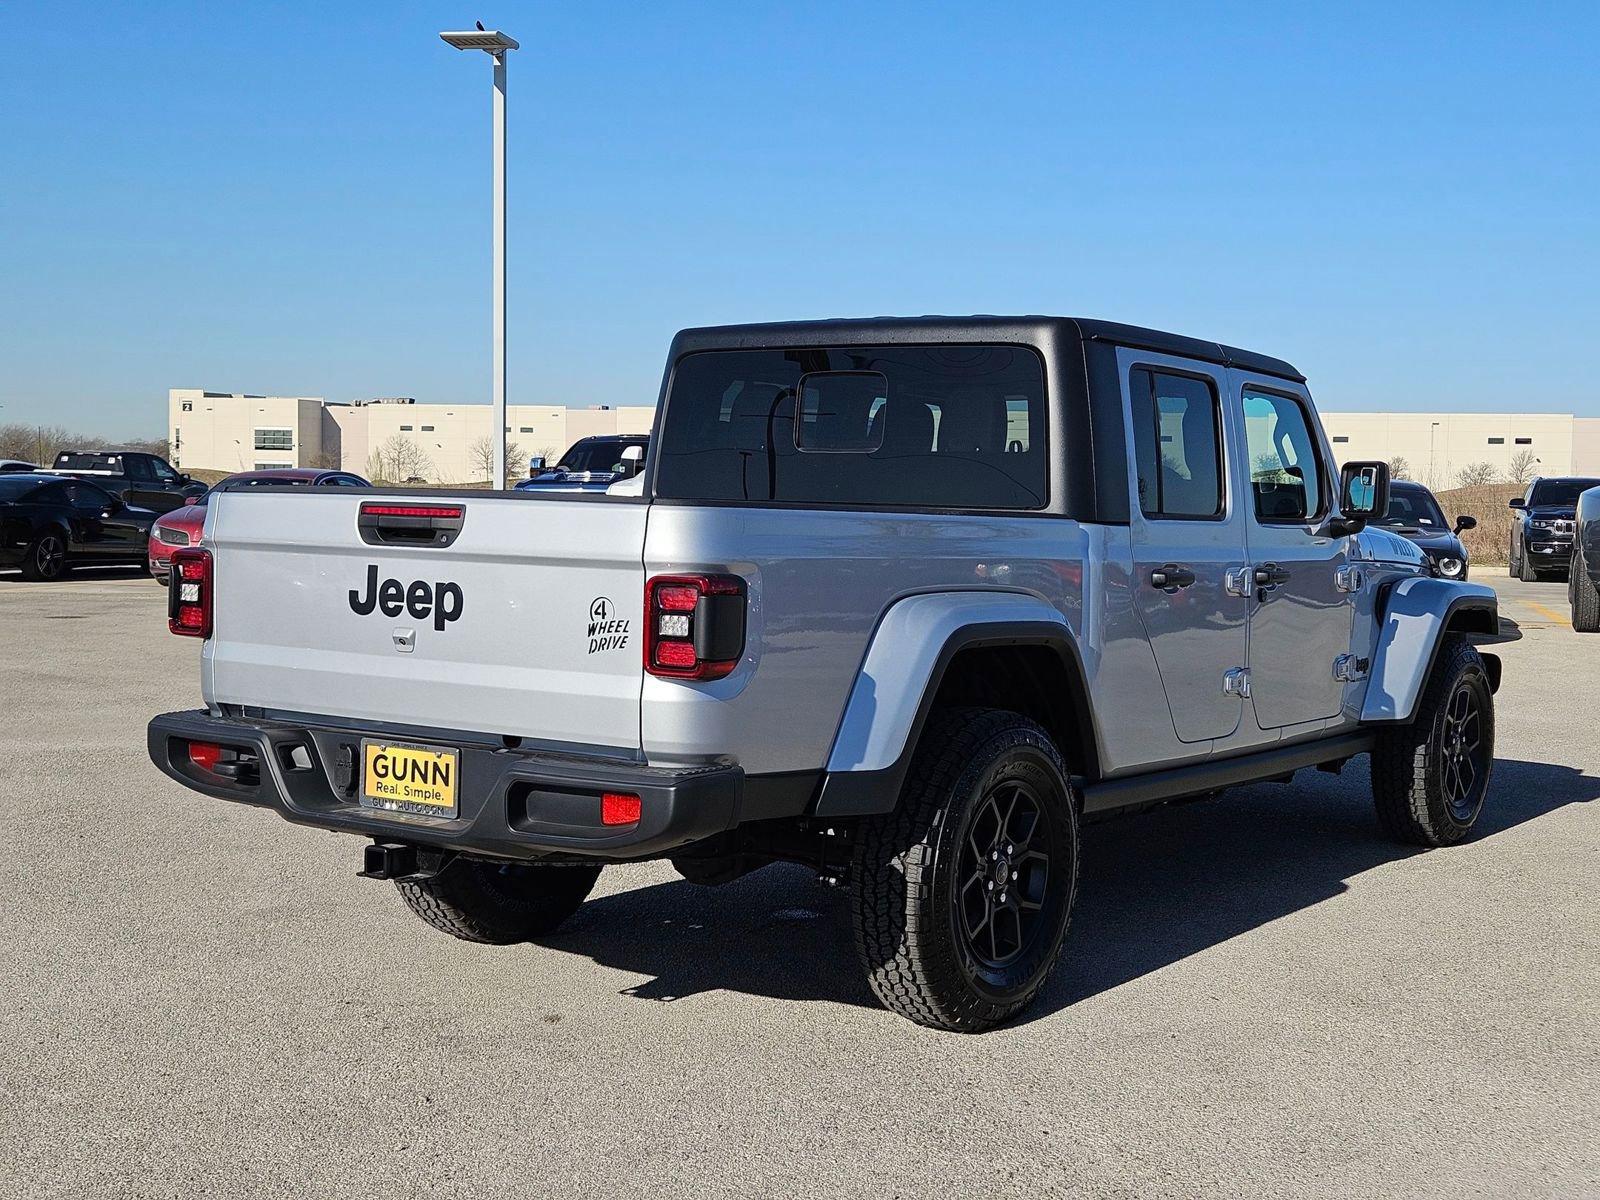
[1508,497,1525,509]
[1330,460,1391,537]
[1454,515,1478,534]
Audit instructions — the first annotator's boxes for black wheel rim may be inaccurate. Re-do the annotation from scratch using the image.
[955,779,1053,970]
[36,536,64,578]
[1440,681,1488,823]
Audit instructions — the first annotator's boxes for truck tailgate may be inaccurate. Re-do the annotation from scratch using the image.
[203,491,647,755]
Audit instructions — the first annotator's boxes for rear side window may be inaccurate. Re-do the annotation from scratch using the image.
[1243,389,1324,522]
[654,345,1047,509]
[1129,369,1223,518]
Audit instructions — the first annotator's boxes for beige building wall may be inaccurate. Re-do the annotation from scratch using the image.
[169,389,326,473]
[1319,412,1578,489]
[1573,418,1600,475]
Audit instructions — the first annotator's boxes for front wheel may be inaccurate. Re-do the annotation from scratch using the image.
[1573,552,1600,633]
[396,858,601,944]
[1518,547,1539,581]
[850,708,1079,1032]
[1371,636,1494,846]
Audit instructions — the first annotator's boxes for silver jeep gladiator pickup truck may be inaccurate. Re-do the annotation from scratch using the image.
[149,316,1502,1031]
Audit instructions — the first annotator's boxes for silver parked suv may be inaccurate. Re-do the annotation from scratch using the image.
[148,317,1503,1031]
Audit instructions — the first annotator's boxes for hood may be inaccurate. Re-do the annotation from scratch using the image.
[1350,527,1428,568]
[1381,525,1464,554]
[1527,506,1577,521]
[154,502,207,531]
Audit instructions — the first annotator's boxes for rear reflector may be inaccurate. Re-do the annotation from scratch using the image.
[601,792,642,826]
[188,742,223,770]
[168,548,213,638]
[359,504,464,519]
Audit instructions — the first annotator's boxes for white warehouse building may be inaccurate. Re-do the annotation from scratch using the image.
[169,390,655,482]
[169,389,1600,489]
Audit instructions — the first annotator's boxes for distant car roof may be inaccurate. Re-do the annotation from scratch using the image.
[222,468,368,485]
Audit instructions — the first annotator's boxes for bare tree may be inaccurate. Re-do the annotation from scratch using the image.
[373,434,433,483]
[469,436,526,485]
[1507,448,1538,484]
[1387,455,1411,480]
[1456,461,1498,488]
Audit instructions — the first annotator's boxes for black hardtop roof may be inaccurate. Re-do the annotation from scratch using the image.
[669,315,1304,383]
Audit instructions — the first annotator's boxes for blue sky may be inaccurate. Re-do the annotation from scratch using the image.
[2,1,1597,438]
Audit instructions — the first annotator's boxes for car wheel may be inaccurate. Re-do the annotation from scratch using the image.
[1371,636,1494,847]
[1518,547,1538,581]
[850,707,1079,1032]
[395,858,601,944]
[1507,542,1518,578]
[21,532,67,581]
[1573,552,1600,633]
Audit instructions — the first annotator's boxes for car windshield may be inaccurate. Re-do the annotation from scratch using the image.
[1376,487,1448,528]
[1528,478,1600,507]
[234,477,311,488]
[0,477,47,501]
[554,443,643,474]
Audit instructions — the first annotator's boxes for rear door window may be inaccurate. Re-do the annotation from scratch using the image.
[654,344,1047,509]
[1129,369,1224,518]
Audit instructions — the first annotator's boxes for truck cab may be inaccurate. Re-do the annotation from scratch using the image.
[52,449,206,514]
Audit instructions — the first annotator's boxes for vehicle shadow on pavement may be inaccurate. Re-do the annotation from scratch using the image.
[539,756,1597,1022]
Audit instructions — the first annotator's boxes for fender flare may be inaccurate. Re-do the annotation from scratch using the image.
[813,591,1097,818]
[1360,577,1499,724]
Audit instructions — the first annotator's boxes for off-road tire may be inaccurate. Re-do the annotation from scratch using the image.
[850,707,1079,1032]
[1371,636,1494,847]
[1572,552,1600,633]
[20,532,67,581]
[396,859,601,945]
[1507,544,1519,578]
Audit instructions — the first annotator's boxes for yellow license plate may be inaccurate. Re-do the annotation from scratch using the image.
[360,740,459,817]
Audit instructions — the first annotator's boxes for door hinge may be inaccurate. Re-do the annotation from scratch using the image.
[1224,567,1252,598]
[1222,667,1252,698]
[1332,653,1370,683]
[1335,566,1365,593]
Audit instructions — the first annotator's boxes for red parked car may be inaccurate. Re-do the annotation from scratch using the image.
[149,468,370,583]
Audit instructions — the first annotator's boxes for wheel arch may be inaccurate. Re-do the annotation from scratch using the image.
[814,592,1101,817]
[1361,577,1500,724]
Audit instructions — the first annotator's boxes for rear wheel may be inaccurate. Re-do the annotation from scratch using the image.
[1573,550,1600,633]
[396,858,601,944]
[850,708,1079,1032]
[1371,636,1494,847]
[21,532,67,581]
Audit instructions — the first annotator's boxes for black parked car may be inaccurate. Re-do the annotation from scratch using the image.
[0,474,157,581]
[1373,479,1476,579]
[1508,475,1600,581]
[1571,484,1600,632]
[51,449,207,514]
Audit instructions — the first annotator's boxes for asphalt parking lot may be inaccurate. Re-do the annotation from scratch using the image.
[1,569,1596,1198]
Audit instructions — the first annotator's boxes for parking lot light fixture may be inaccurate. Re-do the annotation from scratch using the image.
[440,25,519,488]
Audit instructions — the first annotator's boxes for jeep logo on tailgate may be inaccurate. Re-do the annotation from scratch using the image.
[349,565,464,631]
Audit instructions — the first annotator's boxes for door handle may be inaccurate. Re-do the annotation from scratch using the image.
[1253,563,1291,589]
[1150,564,1197,591]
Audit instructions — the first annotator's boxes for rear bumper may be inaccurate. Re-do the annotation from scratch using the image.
[147,709,743,862]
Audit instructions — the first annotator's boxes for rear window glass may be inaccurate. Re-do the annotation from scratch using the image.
[54,452,121,471]
[653,345,1047,509]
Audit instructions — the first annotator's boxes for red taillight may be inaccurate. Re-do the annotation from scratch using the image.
[601,792,642,826]
[643,574,746,680]
[188,742,223,770]
[168,548,213,638]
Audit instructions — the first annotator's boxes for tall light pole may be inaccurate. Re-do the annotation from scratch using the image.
[440,26,519,487]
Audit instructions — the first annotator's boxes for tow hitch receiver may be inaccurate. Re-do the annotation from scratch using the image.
[358,841,448,881]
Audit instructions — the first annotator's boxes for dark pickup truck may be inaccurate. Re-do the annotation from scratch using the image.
[51,450,207,515]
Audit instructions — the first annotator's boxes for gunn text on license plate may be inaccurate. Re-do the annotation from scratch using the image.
[360,740,459,817]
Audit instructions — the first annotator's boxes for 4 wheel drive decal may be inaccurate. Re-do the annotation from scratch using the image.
[587,595,630,654]
[349,564,463,631]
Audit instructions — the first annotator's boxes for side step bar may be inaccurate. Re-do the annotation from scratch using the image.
[1081,731,1376,815]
